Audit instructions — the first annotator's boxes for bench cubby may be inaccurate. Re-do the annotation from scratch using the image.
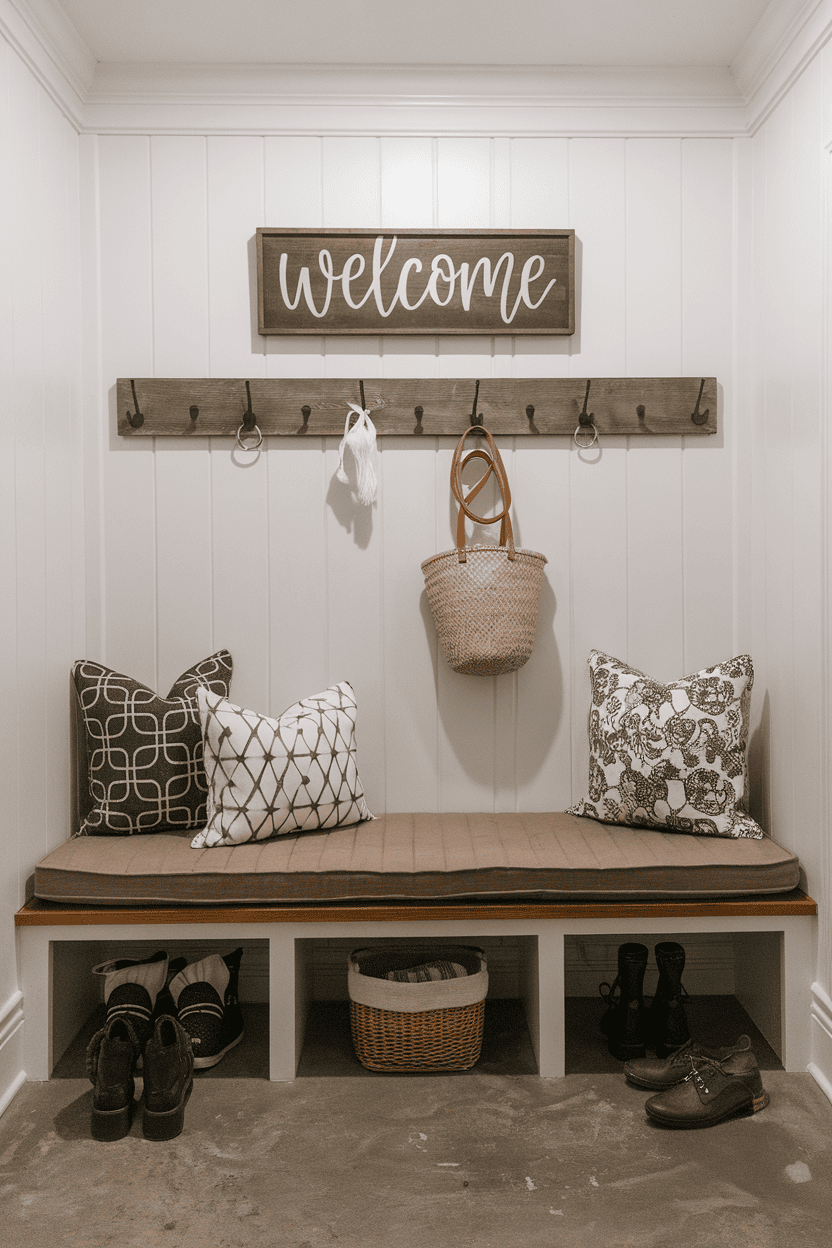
[16,894,817,1081]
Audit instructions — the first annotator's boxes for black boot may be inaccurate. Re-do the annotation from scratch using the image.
[86,1016,141,1141]
[142,1016,194,1141]
[599,943,648,1061]
[647,942,690,1058]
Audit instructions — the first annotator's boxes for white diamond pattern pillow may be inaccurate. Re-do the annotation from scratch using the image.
[191,682,373,847]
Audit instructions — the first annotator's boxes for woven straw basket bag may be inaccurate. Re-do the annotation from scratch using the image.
[421,426,547,676]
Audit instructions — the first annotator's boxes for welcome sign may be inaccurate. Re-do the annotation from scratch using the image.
[257,228,574,336]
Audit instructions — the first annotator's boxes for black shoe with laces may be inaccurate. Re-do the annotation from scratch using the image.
[624,1035,753,1090]
[169,948,244,1069]
[644,1038,769,1128]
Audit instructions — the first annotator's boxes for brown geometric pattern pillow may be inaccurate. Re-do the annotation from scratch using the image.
[566,651,763,839]
[190,681,373,847]
[73,651,232,835]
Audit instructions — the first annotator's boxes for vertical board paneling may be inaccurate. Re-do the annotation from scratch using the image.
[567,140,629,798]
[0,37,22,943]
[379,138,440,809]
[381,136,434,227]
[321,138,387,805]
[435,137,498,806]
[83,119,748,829]
[513,439,572,809]
[150,137,214,689]
[98,135,157,685]
[0,36,84,1019]
[41,104,80,845]
[761,102,796,844]
[786,62,825,875]
[510,138,571,377]
[207,137,270,710]
[625,140,684,680]
[264,138,329,713]
[437,138,491,228]
[680,138,735,674]
[11,62,49,872]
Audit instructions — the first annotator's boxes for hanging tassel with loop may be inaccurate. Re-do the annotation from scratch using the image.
[336,403,378,505]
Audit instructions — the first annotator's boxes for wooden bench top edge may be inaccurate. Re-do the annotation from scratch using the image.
[15,890,817,926]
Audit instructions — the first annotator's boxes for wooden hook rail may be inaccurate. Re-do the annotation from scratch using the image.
[117,376,717,439]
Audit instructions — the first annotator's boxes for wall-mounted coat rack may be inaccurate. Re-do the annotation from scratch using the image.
[117,376,717,439]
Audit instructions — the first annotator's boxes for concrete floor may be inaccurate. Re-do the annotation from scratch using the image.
[3,999,832,1248]
[3,1069,832,1247]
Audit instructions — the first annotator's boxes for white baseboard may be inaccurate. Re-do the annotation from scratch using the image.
[0,989,26,1119]
[809,981,832,1105]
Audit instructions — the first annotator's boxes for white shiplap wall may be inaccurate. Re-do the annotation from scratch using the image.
[0,30,84,1110]
[737,47,832,1090]
[90,134,738,822]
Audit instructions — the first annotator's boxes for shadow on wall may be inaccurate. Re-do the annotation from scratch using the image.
[418,572,561,789]
[326,468,374,550]
[747,689,770,835]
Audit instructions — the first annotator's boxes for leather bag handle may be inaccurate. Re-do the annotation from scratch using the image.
[450,426,515,563]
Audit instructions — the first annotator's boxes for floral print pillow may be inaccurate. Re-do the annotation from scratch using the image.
[567,651,764,839]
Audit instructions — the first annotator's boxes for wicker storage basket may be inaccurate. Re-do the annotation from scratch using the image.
[348,946,488,1072]
[421,425,547,676]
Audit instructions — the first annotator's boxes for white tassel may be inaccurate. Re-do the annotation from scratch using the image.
[336,403,378,505]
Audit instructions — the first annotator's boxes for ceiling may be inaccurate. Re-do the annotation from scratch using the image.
[52,0,775,68]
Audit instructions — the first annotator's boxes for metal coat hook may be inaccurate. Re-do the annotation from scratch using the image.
[189,405,199,423]
[526,404,539,435]
[469,380,485,433]
[574,379,598,448]
[359,380,366,411]
[297,404,311,434]
[414,405,424,435]
[236,380,262,450]
[690,379,709,425]
[126,380,144,428]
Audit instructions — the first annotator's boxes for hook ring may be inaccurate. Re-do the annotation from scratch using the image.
[236,421,263,451]
[574,422,598,449]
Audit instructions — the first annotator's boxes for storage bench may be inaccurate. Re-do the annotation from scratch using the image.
[15,812,816,1081]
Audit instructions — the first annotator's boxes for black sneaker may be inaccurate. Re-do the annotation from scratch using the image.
[169,948,244,1069]
[92,951,170,1048]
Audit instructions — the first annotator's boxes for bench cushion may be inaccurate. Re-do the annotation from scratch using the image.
[33,812,801,907]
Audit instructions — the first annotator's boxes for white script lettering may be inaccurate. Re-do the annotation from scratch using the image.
[278,237,557,323]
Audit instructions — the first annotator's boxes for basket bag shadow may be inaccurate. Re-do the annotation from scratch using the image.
[421,425,547,676]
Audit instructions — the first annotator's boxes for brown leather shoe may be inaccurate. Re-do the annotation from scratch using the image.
[624,1035,753,1090]
[644,1040,768,1128]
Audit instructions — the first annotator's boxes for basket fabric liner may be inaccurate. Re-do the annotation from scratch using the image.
[348,946,488,1014]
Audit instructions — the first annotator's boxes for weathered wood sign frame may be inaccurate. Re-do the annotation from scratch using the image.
[256,228,575,336]
[117,376,717,438]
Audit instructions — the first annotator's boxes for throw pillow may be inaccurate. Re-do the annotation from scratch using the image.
[566,650,763,839]
[191,681,373,847]
[73,651,233,835]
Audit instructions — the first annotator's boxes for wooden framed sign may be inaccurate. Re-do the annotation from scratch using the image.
[257,228,575,336]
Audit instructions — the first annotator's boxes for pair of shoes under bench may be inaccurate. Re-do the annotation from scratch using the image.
[93,947,244,1071]
[167,948,245,1070]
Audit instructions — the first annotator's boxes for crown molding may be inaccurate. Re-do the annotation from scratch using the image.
[733,0,832,132]
[4,0,832,137]
[79,63,746,138]
[0,0,93,126]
